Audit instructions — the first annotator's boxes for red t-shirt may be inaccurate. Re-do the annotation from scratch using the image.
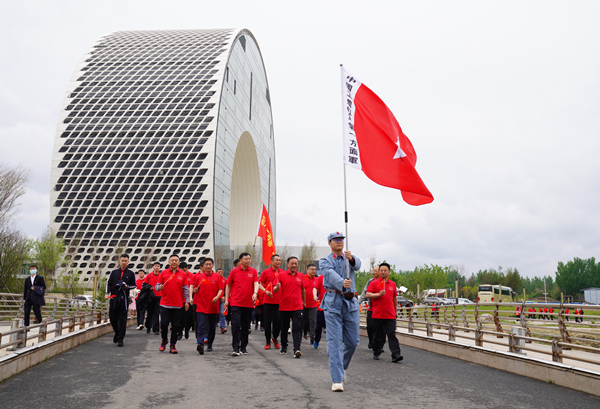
[143,272,162,297]
[367,278,397,319]
[303,274,319,309]
[259,267,281,305]
[136,278,143,299]
[158,268,188,307]
[192,271,223,314]
[227,266,258,308]
[315,275,325,311]
[278,270,304,312]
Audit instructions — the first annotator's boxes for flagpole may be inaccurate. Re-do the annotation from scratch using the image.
[341,63,350,281]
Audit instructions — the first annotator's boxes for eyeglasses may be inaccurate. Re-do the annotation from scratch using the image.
[332,238,344,243]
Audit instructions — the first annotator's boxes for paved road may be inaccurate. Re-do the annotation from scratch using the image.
[1,325,599,408]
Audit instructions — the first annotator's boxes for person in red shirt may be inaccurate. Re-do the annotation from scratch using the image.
[179,261,196,340]
[135,270,146,330]
[216,268,228,333]
[156,255,190,354]
[301,264,319,344]
[313,272,326,349]
[254,287,264,331]
[258,254,283,350]
[366,263,402,363]
[274,256,306,357]
[143,262,162,335]
[224,252,258,356]
[190,258,223,354]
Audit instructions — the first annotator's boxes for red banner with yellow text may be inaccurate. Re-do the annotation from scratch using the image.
[257,204,276,265]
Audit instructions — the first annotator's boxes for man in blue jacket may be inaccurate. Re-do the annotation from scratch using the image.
[319,232,361,392]
[23,265,46,326]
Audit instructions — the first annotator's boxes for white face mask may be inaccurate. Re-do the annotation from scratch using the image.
[30,270,37,275]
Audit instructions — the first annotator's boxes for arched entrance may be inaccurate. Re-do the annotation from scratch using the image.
[229,131,262,248]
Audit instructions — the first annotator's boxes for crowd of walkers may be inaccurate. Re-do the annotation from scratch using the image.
[105,231,400,392]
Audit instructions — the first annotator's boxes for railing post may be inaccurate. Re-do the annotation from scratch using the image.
[552,339,563,363]
[7,318,23,351]
[558,304,572,350]
[462,304,469,330]
[408,306,414,334]
[475,303,483,347]
[40,321,47,342]
[448,324,455,342]
[494,303,503,338]
[17,297,24,319]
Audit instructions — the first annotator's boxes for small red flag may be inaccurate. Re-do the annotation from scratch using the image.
[341,66,434,206]
[257,204,276,265]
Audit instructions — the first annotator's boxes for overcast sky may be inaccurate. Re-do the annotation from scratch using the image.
[1,1,599,278]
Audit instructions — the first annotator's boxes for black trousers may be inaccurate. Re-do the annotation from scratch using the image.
[280,310,302,352]
[160,306,184,345]
[182,304,196,336]
[136,299,146,326]
[145,296,161,332]
[301,307,317,342]
[196,312,218,347]
[263,303,281,344]
[367,310,386,348]
[373,318,401,359]
[24,301,43,326]
[230,306,253,351]
[254,305,262,325]
[109,307,128,343]
[314,309,326,343]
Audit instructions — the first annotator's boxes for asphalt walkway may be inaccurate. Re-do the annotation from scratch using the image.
[1,324,599,408]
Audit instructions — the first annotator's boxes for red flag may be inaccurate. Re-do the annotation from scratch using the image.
[257,204,276,265]
[341,66,433,206]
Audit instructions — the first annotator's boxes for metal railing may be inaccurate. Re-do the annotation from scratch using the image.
[0,293,110,353]
[362,302,600,369]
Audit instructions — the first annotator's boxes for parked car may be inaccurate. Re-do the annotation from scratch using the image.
[442,298,457,305]
[457,298,475,304]
[423,297,449,306]
[73,295,94,306]
[396,296,415,308]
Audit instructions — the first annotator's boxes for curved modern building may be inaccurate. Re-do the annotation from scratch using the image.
[49,29,276,283]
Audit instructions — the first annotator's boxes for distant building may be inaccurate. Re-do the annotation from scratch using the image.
[583,288,600,304]
[49,29,276,284]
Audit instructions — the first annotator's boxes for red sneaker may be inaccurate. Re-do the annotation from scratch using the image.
[221,328,227,334]
[159,341,167,352]
[272,339,280,349]
[264,343,271,350]
[169,344,178,354]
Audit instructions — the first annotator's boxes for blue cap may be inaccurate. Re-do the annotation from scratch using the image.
[327,231,345,242]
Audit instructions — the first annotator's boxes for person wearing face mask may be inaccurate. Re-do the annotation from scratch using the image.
[105,254,137,347]
[23,265,46,326]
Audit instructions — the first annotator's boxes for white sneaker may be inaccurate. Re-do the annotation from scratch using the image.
[331,382,344,392]
[137,325,144,330]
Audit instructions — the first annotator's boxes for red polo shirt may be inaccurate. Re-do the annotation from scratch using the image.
[259,267,281,305]
[136,278,143,299]
[192,271,223,314]
[303,273,319,309]
[143,272,162,297]
[278,270,304,312]
[367,278,397,319]
[158,268,187,307]
[315,274,325,311]
[227,266,258,308]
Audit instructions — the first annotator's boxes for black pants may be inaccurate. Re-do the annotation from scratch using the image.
[136,299,146,326]
[301,307,317,342]
[373,318,401,359]
[145,296,161,332]
[254,305,262,325]
[367,310,386,349]
[196,312,218,348]
[109,307,128,343]
[263,303,281,344]
[24,300,42,326]
[314,309,326,343]
[160,306,184,345]
[230,306,253,351]
[280,310,302,352]
[182,304,195,336]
